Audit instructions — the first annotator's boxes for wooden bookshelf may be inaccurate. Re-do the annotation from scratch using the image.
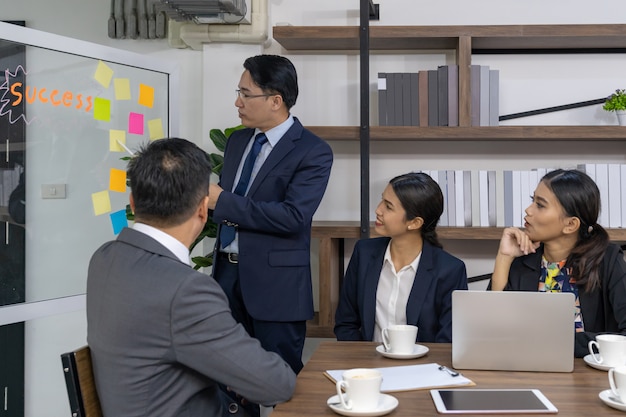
[274,23,626,337]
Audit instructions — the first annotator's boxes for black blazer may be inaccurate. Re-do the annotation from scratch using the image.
[488,243,626,357]
[334,237,468,343]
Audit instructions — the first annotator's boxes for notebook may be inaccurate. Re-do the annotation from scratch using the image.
[452,290,574,372]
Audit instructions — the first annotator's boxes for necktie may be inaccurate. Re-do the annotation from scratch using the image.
[220,133,267,249]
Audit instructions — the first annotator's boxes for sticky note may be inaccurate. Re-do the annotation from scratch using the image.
[128,112,144,135]
[110,209,128,235]
[94,61,114,88]
[93,97,111,122]
[138,83,154,108]
[148,118,165,140]
[114,78,131,100]
[109,168,127,193]
[92,190,112,216]
[109,130,126,152]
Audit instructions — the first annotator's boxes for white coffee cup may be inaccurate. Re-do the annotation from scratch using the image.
[588,334,626,367]
[335,368,382,411]
[609,366,626,403]
[382,324,418,354]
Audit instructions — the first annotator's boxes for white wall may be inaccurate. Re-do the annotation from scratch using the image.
[2,1,626,415]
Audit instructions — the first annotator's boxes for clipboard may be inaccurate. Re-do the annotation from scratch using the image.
[324,363,475,392]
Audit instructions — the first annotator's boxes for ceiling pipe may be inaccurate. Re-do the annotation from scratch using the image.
[167,0,268,50]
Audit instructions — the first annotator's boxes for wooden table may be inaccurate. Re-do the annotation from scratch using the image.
[271,341,623,416]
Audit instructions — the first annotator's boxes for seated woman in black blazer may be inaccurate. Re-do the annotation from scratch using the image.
[489,169,626,357]
[334,172,468,343]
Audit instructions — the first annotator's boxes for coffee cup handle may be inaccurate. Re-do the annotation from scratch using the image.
[609,368,620,397]
[336,380,352,409]
[382,328,391,352]
[589,340,603,363]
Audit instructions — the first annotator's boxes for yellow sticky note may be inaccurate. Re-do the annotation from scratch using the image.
[138,83,154,108]
[94,61,114,88]
[148,118,165,140]
[109,130,126,152]
[92,190,112,216]
[93,97,111,122]
[114,78,131,100]
[109,168,127,193]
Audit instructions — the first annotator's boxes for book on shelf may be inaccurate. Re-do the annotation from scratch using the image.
[487,170,497,227]
[418,71,429,127]
[479,65,490,127]
[427,70,439,127]
[437,65,449,126]
[489,69,499,126]
[608,163,621,228]
[446,170,456,226]
[437,170,449,227]
[463,170,472,227]
[495,170,505,227]
[470,170,480,227]
[454,170,465,227]
[393,72,405,126]
[377,72,387,126]
[595,163,609,227]
[410,72,420,126]
[470,64,480,126]
[448,65,459,127]
[512,170,523,227]
[503,170,514,227]
[402,73,412,126]
[386,72,397,126]
[478,170,489,227]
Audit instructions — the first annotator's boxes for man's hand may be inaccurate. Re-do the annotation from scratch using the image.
[208,183,223,210]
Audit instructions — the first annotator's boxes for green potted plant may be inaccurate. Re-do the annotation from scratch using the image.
[124,125,244,270]
[602,89,626,125]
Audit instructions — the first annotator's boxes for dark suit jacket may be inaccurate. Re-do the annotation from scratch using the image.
[87,228,295,417]
[212,117,333,322]
[334,237,468,343]
[487,243,626,357]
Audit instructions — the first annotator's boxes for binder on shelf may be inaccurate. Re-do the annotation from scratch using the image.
[503,170,514,227]
[478,170,489,227]
[386,72,397,126]
[519,170,530,228]
[428,70,439,127]
[621,165,626,228]
[438,170,449,227]
[512,171,522,227]
[463,170,472,227]
[470,65,480,126]
[608,163,621,228]
[454,170,465,227]
[495,170,505,227]
[446,170,457,227]
[410,72,420,126]
[595,163,609,227]
[438,65,449,126]
[479,65,490,126]
[470,170,481,226]
[448,65,459,127]
[489,69,499,126]
[394,72,404,126]
[418,71,429,126]
[402,73,412,126]
[487,170,497,227]
[377,72,387,126]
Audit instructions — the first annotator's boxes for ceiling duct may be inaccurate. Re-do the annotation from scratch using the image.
[160,0,247,24]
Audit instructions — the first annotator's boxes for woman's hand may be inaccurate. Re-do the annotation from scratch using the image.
[498,227,539,258]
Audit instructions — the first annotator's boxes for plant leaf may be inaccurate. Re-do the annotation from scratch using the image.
[209,129,228,152]
[224,124,245,138]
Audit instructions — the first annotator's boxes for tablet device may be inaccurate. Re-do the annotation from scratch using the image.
[430,389,558,414]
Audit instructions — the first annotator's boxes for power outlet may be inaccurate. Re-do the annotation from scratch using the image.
[41,184,66,199]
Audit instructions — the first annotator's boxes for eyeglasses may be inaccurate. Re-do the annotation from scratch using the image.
[235,89,274,100]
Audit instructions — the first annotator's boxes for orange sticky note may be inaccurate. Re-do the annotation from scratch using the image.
[148,118,165,140]
[114,78,131,100]
[109,130,126,152]
[94,61,114,88]
[138,83,154,108]
[92,190,112,216]
[109,168,127,193]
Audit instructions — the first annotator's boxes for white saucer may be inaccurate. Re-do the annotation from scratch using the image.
[584,354,614,371]
[375,344,429,359]
[599,389,626,411]
[327,393,399,416]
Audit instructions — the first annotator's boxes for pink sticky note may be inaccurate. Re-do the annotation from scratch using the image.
[128,112,144,135]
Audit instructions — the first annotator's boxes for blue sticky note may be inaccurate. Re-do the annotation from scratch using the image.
[110,209,128,235]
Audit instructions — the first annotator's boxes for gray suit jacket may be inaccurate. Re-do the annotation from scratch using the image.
[87,228,295,417]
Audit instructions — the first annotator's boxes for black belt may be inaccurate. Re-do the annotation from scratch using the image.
[217,252,239,264]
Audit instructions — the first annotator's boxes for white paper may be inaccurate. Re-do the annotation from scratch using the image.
[326,363,474,392]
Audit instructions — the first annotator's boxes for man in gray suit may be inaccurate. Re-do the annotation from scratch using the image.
[87,137,296,417]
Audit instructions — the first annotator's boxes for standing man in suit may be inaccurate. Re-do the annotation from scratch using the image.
[208,55,333,380]
[87,138,296,417]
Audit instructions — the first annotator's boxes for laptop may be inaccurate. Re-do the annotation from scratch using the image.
[452,290,575,372]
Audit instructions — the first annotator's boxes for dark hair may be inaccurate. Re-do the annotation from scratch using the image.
[243,55,298,109]
[389,172,444,248]
[541,169,609,291]
[127,138,212,228]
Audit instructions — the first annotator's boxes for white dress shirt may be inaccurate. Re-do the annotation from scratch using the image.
[132,222,190,266]
[373,242,421,343]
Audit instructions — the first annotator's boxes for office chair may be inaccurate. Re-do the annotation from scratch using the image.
[60,345,103,417]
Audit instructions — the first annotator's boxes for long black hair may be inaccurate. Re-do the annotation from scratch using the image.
[389,172,444,248]
[541,169,609,291]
